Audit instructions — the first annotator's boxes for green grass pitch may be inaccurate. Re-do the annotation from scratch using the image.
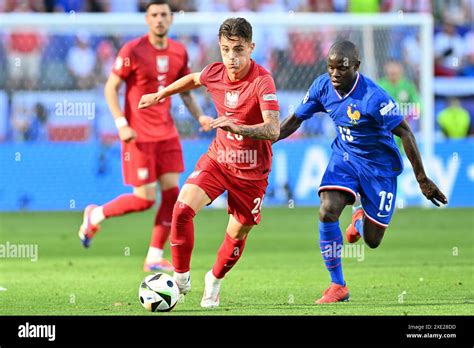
[0,207,472,315]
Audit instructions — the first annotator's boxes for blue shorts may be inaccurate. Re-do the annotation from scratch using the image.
[318,155,397,227]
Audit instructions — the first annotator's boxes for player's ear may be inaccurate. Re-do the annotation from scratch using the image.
[355,60,361,71]
[249,42,255,53]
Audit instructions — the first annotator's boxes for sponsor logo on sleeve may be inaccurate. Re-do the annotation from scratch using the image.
[303,91,309,104]
[262,94,277,101]
[380,100,395,116]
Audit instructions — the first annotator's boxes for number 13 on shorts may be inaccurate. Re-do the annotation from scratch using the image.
[251,195,265,223]
[378,190,394,215]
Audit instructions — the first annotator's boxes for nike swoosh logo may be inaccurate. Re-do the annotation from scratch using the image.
[377,212,389,218]
[225,111,234,116]
[326,109,332,112]
[158,75,166,81]
[170,243,181,247]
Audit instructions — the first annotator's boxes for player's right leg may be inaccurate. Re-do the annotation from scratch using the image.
[171,183,212,294]
[316,190,353,304]
[316,157,359,304]
[172,155,226,295]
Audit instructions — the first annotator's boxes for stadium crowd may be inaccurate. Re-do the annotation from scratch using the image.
[0,0,473,142]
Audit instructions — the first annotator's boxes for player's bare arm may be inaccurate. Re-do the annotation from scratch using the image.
[210,110,280,141]
[138,72,202,109]
[392,119,448,206]
[104,73,137,143]
[275,113,303,142]
[179,91,214,132]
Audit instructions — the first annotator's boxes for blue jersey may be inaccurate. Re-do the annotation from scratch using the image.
[295,72,404,177]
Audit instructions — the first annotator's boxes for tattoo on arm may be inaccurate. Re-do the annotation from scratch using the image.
[237,110,280,141]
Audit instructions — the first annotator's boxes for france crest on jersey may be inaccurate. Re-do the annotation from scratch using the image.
[294,72,405,227]
[295,72,404,176]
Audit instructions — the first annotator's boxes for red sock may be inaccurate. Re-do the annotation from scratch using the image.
[170,201,195,273]
[102,194,154,218]
[212,233,247,279]
[150,187,179,250]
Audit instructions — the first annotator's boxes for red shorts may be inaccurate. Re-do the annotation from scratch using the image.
[122,137,184,187]
[185,155,268,226]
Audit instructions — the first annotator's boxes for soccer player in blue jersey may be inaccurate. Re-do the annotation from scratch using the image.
[277,40,447,304]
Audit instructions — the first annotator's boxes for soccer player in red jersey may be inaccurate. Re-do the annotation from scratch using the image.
[78,0,213,273]
[139,17,280,308]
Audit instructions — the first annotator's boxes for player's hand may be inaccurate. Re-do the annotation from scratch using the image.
[138,93,160,109]
[198,115,214,132]
[210,116,240,134]
[118,126,137,143]
[418,177,448,207]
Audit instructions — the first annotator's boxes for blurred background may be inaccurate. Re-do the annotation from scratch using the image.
[0,0,473,210]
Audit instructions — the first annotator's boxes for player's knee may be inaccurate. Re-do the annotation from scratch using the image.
[319,205,340,222]
[133,182,158,201]
[364,235,383,249]
[227,228,251,240]
[172,201,196,225]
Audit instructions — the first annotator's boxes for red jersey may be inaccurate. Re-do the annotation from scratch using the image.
[112,35,191,142]
[199,60,280,180]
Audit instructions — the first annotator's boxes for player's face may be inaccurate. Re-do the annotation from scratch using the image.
[385,62,402,83]
[146,4,172,38]
[219,36,255,75]
[327,54,360,92]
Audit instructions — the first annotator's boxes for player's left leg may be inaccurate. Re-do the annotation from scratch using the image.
[201,215,253,308]
[361,219,386,249]
[144,172,180,272]
[201,176,266,308]
[144,137,184,272]
[347,174,397,248]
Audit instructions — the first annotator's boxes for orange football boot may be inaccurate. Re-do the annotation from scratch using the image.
[316,283,350,304]
[346,208,364,243]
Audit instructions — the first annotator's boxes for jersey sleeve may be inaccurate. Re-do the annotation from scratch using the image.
[294,78,325,120]
[367,90,404,130]
[112,42,134,80]
[257,74,280,112]
[198,63,217,87]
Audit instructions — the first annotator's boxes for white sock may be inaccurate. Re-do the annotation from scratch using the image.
[146,247,163,262]
[174,271,190,283]
[90,206,105,225]
[207,270,222,284]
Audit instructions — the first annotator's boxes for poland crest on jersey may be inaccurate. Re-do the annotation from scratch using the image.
[156,56,169,73]
[225,90,239,109]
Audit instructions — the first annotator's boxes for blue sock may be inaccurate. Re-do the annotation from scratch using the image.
[355,218,364,237]
[319,221,345,286]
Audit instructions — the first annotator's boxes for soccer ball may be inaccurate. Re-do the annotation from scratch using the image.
[138,273,180,312]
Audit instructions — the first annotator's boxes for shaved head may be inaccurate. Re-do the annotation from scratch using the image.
[327,40,360,95]
[328,40,360,64]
